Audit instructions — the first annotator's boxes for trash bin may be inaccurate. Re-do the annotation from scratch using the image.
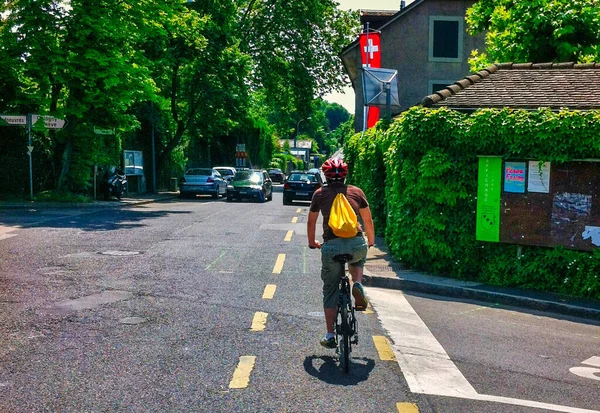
[169,178,178,192]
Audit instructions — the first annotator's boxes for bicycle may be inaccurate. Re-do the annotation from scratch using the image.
[333,253,358,374]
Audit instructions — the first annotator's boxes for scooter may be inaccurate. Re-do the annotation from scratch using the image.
[102,167,127,200]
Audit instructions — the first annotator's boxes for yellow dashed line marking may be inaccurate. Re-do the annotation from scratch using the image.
[296,208,301,213]
[397,402,419,412]
[291,217,298,223]
[272,253,285,274]
[229,356,256,389]
[284,230,293,241]
[262,284,277,299]
[250,312,268,332]
[373,336,396,361]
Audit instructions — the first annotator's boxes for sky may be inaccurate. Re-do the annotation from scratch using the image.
[323,0,411,113]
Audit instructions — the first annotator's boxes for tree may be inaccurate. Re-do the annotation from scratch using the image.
[0,1,358,195]
[237,0,358,120]
[466,0,600,70]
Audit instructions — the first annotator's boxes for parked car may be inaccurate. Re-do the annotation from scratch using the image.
[214,166,237,183]
[283,170,323,205]
[227,169,273,202]
[179,168,227,199]
[268,168,284,183]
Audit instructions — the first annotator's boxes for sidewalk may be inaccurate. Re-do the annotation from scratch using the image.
[363,236,600,321]
[0,192,178,210]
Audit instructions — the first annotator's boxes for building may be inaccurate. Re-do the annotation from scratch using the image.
[279,139,313,164]
[421,62,600,111]
[341,0,485,131]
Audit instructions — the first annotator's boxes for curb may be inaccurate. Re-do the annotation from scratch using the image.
[0,194,177,210]
[363,272,600,321]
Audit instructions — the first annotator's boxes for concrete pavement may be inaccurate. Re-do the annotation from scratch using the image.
[2,192,599,321]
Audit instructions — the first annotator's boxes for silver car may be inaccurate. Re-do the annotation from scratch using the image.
[179,168,227,199]
[214,166,237,183]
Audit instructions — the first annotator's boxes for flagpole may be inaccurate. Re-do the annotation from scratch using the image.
[363,22,370,132]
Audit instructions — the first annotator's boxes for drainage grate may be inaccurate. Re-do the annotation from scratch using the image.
[119,317,147,325]
[307,312,325,317]
[99,250,141,256]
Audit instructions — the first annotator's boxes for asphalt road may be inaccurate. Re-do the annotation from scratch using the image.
[0,192,598,413]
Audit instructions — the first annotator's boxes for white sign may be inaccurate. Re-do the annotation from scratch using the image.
[32,115,66,130]
[0,115,27,126]
[527,161,551,193]
[27,145,33,155]
[94,127,115,135]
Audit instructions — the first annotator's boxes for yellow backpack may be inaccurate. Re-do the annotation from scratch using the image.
[328,192,359,238]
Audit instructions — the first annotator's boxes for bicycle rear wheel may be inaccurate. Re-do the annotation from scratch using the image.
[338,297,351,374]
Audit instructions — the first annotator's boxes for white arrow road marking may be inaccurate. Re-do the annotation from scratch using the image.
[366,287,600,413]
[570,357,600,381]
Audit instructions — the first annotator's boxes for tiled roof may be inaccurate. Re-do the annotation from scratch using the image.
[360,9,398,30]
[421,62,600,110]
[360,9,398,17]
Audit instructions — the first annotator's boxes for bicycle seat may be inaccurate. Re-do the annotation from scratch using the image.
[333,254,353,263]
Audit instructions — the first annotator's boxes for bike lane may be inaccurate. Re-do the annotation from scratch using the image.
[368,287,600,413]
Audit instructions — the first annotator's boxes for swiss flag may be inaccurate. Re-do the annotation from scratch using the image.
[359,32,381,128]
[359,32,381,68]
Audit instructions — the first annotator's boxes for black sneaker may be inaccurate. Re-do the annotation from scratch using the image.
[320,336,337,349]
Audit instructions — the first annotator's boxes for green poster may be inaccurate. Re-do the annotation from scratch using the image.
[476,157,502,242]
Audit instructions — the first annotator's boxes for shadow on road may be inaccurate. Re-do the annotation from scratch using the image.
[0,202,193,232]
[303,355,374,385]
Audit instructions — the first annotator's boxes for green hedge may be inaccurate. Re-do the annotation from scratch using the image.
[344,106,600,299]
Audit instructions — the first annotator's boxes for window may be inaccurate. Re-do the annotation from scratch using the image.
[429,80,455,94]
[429,16,463,62]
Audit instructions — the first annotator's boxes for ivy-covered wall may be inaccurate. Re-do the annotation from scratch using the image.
[345,106,600,299]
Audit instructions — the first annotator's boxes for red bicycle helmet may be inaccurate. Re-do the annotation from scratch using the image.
[321,158,348,180]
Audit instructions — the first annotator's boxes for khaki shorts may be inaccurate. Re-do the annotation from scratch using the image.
[320,236,368,309]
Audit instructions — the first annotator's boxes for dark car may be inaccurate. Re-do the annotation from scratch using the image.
[227,169,273,202]
[268,168,284,183]
[282,170,323,205]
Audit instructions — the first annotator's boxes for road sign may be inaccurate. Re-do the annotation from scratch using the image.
[27,146,33,155]
[32,115,66,129]
[0,115,27,126]
[94,127,115,135]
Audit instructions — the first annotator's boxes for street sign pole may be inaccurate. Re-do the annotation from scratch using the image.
[1,113,65,200]
[151,102,156,193]
[27,114,33,200]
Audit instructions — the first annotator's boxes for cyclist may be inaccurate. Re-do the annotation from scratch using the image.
[307,157,375,349]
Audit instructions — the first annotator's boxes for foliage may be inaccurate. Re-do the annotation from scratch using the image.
[343,106,600,299]
[238,1,358,116]
[466,0,600,70]
[0,1,357,194]
[344,124,388,235]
